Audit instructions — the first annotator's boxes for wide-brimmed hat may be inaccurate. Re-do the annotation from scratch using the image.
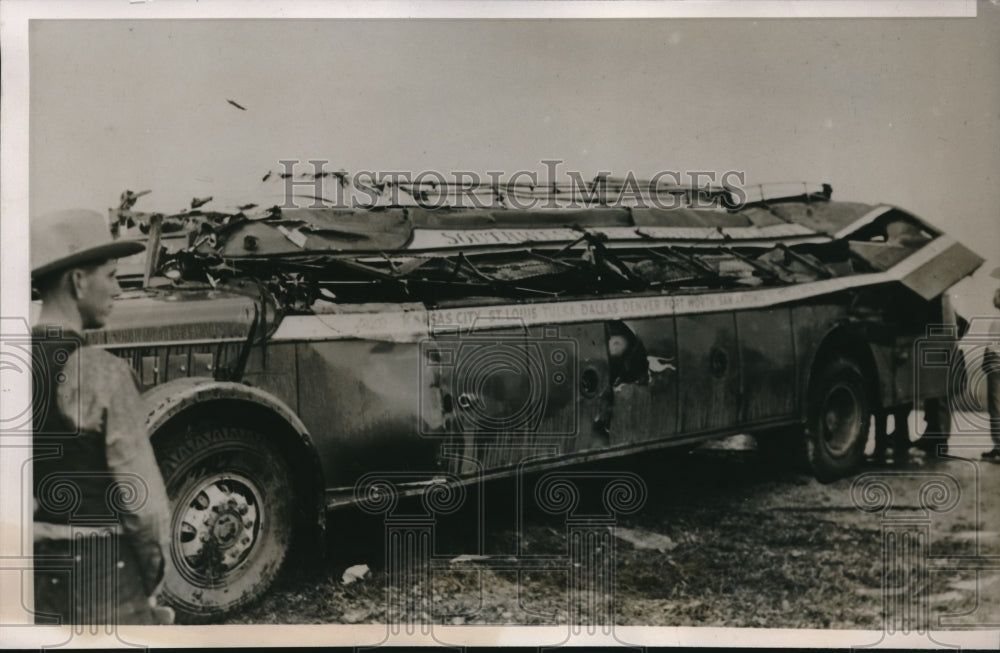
[31,209,145,278]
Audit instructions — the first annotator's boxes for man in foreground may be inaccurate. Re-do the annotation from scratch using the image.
[31,209,173,625]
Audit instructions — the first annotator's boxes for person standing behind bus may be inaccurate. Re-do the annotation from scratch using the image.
[982,268,1000,462]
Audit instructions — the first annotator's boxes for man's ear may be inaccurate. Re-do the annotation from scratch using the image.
[68,267,88,300]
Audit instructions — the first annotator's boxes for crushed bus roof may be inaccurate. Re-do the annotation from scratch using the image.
[107,181,983,312]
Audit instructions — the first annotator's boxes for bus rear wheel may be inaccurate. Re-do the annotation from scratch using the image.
[806,357,870,483]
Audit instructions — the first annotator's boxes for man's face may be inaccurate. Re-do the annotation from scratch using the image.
[608,334,630,358]
[74,260,120,329]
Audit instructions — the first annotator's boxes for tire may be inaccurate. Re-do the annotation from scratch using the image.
[805,357,870,483]
[154,423,294,623]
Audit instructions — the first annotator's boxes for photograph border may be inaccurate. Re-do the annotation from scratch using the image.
[1,0,993,649]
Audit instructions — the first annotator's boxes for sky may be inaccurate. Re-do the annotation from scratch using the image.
[26,12,1000,310]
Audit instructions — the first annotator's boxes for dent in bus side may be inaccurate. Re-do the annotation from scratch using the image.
[294,337,442,489]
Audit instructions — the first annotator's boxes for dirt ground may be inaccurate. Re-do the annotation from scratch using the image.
[223,420,999,631]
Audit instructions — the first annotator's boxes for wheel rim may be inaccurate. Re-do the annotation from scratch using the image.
[821,383,861,457]
[173,472,263,588]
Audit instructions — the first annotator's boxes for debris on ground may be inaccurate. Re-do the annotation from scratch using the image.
[339,607,369,623]
[927,591,966,604]
[613,526,677,553]
[449,554,491,564]
[341,564,370,585]
[224,446,998,628]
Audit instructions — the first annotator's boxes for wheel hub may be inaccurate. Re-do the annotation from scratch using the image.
[211,513,241,546]
[176,474,261,586]
[822,384,860,457]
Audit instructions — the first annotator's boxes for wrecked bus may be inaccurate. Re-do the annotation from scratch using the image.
[85,179,980,620]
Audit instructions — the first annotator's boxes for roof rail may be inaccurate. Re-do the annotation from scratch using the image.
[740,181,832,206]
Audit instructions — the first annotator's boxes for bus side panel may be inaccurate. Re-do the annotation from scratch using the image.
[536,322,612,455]
[241,343,299,412]
[676,312,741,434]
[737,308,797,423]
[430,325,533,472]
[295,339,439,488]
[790,301,850,417]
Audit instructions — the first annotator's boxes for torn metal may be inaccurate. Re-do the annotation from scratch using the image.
[109,182,981,317]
